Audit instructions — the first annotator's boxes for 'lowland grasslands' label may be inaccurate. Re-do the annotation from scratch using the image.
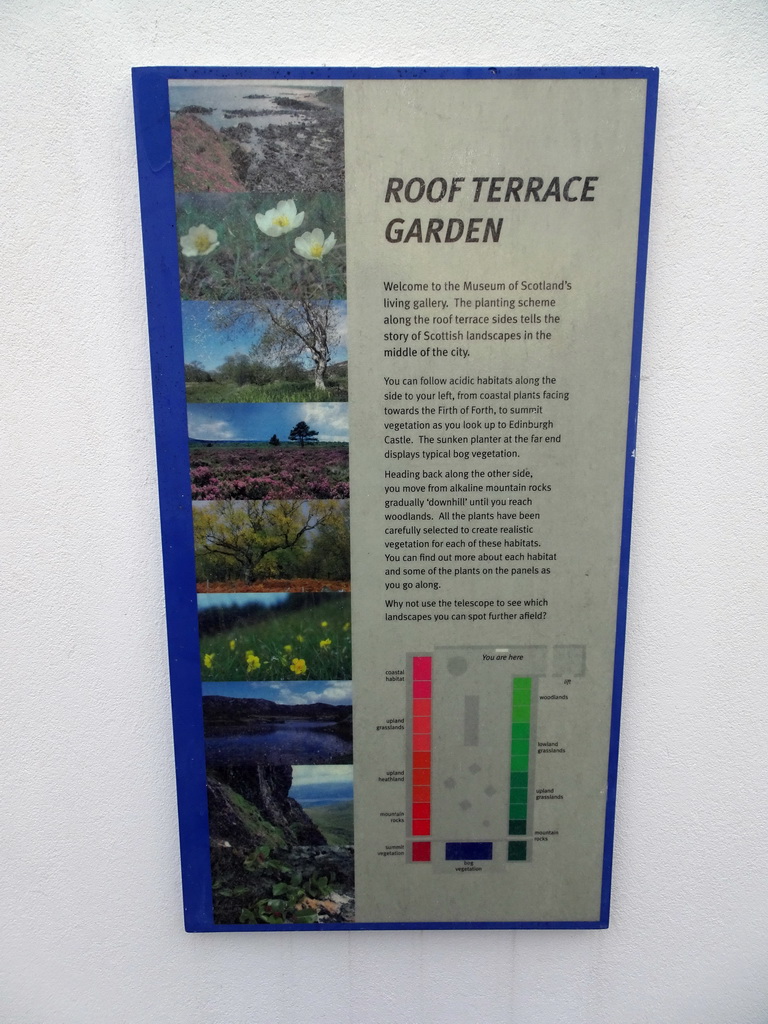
[133,67,657,931]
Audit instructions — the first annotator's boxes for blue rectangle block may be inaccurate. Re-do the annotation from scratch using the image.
[445,842,494,861]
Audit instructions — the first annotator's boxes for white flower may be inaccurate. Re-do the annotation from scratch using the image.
[293,228,337,261]
[255,199,305,237]
[179,224,220,257]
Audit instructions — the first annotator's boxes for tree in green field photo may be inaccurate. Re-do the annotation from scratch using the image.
[212,297,342,393]
[193,499,350,589]
[183,298,348,404]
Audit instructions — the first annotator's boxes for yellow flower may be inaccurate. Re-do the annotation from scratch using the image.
[180,224,220,257]
[319,638,331,649]
[229,640,236,651]
[296,635,304,643]
[342,622,350,631]
[290,658,307,675]
[321,621,328,628]
[203,653,215,669]
[283,644,292,653]
[246,652,261,672]
[294,228,336,261]
[255,199,305,237]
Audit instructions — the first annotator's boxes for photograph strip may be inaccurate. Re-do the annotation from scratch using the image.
[172,78,353,927]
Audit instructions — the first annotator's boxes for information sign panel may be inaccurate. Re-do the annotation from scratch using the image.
[133,66,657,930]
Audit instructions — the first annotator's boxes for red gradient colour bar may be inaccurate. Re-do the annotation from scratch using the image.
[411,656,432,841]
[413,678,432,698]
[413,657,432,680]
[412,841,431,862]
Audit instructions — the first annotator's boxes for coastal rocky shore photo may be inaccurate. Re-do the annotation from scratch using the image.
[171,84,344,194]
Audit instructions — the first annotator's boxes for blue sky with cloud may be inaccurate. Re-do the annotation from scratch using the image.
[182,301,347,372]
[188,402,348,442]
[198,593,291,612]
[289,764,353,806]
[202,680,352,705]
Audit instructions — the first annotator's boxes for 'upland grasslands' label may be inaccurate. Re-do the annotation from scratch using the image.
[134,68,655,930]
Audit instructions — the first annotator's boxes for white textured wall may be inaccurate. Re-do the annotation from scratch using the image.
[4,2,767,1021]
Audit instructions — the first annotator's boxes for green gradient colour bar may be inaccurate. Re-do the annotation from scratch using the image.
[508,677,532,843]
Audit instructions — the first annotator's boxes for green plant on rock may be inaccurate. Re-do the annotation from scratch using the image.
[229,845,336,925]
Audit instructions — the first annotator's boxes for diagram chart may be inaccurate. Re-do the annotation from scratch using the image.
[407,645,585,869]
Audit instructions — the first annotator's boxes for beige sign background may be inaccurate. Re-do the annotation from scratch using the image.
[345,78,648,922]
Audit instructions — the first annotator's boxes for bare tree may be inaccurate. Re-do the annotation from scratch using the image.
[211,298,341,391]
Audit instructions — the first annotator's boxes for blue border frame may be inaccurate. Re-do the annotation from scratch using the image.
[132,65,658,932]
